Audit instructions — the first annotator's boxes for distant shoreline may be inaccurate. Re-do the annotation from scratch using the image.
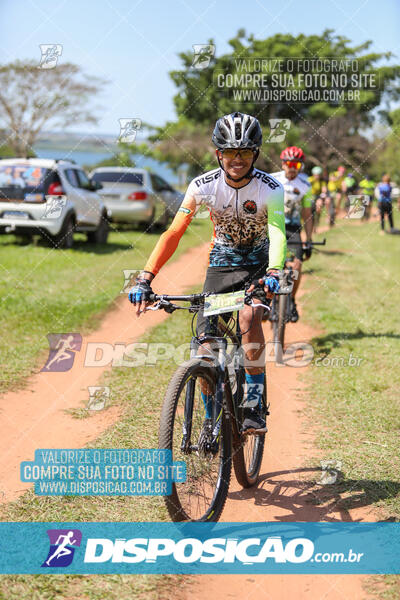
[34,141,118,154]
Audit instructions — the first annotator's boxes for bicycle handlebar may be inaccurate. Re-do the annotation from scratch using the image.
[148,292,208,304]
[287,238,326,246]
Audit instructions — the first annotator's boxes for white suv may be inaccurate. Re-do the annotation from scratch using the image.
[0,158,109,248]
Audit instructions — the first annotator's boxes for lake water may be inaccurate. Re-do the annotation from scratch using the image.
[33,147,179,184]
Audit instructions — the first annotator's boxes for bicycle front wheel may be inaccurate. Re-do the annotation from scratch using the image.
[159,358,231,522]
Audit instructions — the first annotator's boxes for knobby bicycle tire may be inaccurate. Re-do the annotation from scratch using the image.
[158,358,232,522]
[232,365,265,488]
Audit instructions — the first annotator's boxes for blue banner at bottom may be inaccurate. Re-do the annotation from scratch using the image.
[0,522,398,574]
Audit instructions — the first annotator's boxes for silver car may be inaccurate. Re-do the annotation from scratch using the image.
[0,158,109,248]
[90,167,183,229]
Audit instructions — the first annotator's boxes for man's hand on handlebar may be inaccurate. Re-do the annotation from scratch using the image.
[128,276,154,316]
[303,241,312,260]
[247,269,280,299]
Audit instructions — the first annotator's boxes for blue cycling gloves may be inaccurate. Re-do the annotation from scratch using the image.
[128,279,153,305]
[263,271,280,293]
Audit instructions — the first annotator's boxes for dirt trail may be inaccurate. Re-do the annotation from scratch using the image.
[1,238,376,597]
[0,243,209,502]
[188,295,375,599]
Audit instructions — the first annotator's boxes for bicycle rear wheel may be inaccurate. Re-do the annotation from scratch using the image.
[232,365,265,487]
[159,358,231,522]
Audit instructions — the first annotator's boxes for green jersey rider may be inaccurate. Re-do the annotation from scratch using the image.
[271,146,313,322]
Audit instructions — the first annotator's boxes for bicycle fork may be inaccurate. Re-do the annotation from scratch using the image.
[180,337,227,455]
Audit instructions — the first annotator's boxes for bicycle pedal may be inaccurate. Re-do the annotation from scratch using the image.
[241,426,268,436]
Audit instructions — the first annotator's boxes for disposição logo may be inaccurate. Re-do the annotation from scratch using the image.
[42,529,82,567]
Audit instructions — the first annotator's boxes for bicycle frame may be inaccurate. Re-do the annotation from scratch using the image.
[181,334,228,455]
[149,291,268,459]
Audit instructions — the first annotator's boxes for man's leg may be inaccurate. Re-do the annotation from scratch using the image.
[326,194,335,226]
[239,303,267,434]
[285,228,303,323]
[388,203,394,229]
[335,192,342,214]
[379,202,385,230]
[289,257,302,299]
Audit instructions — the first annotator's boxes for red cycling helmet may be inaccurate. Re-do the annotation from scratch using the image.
[280,146,305,162]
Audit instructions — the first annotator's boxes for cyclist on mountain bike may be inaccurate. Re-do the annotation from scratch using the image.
[358,174,376,220]
[128,112,286,434]
[308,166,330,230]
[330,165,346,214]
[271,146,313,323]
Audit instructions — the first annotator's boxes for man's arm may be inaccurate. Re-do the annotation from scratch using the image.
[140,194,197,281]
[301,188,313,241]
[267,186,287,271]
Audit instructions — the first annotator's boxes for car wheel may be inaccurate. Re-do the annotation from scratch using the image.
[49,214,75,249]
[15,233,34,245]
[87,215,109,244]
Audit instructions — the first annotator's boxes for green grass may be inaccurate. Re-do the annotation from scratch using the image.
[0,296,198,599]
[301,220,400,599]
[0,219,211,395]
[1,218,399,598]
[301,221,400,518]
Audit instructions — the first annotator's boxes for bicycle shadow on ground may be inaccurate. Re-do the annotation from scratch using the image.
[312,329,400,357]
[300,267,323,275]
[314,248,348,256]
[228,466,400,522]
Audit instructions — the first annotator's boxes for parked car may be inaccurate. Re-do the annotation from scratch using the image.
[0,158,109,248]
[89,167,183,229]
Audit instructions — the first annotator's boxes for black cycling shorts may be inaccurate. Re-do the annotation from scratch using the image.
[286,226,303,261]
[196,264,267,336]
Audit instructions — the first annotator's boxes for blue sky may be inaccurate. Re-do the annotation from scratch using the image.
[1,0,399,135]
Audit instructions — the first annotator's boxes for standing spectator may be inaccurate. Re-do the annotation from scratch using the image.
[376,174,394,234]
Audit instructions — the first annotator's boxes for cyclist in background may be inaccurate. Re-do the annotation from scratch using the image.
[271,146,313,323]
[309,166,331,229]
[376,174,394,233]
[331,165,346,214]
[128,112,286,434]
[343,172,357,213]
[358,174,376,220]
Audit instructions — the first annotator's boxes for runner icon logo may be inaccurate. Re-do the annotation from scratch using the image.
[118,118,142,143]
[239,383,264,408]
[87,386,110,411]
[121,269,140,293]
[42,196,67,219]
[194,194,216,219]
[41,333,82,372]
[42,529,82,568]
[319,459,342,485]
[38,44,63,69]
[191,44,215,69]
[266,119,291,143]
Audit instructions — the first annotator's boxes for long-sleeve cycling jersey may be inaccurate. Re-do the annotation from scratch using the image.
[144,167,286,275]
[271,170,312,228]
